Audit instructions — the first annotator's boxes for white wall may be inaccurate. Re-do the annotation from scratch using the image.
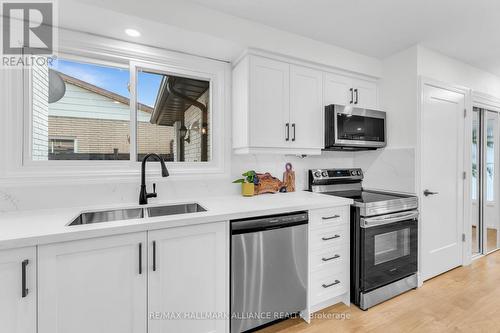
[353,47,419,193]
[417,46,500,98]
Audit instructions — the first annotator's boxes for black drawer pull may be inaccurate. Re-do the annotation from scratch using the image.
[138,243,142,275]
[322,254,340,262]
[322,214,340,220]
[21,259,29,298]
[322,235,340,241]
[322,280,340,288]
[153,241,157,271]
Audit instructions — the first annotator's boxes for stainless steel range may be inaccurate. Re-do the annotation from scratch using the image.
[308,168,419,310]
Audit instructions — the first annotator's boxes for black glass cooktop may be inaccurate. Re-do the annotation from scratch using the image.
[324,190,409,204]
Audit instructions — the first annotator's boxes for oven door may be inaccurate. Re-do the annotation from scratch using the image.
[360,210,418,292]
[334,106,386,148]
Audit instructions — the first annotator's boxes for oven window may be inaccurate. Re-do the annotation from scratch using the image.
[374,228,410,265]
[337,114,385,142]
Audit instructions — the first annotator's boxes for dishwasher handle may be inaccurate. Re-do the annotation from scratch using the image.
[231,211,308,234]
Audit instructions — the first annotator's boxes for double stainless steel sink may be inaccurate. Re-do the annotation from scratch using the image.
[68,203,206,226]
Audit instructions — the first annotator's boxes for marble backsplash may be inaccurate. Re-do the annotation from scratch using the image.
[0,148,415,213]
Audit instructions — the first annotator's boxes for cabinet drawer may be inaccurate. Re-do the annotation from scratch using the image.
[310,206,347,229]
[310,224,348,250]
[310,266,348,305]
[310,243,347,272]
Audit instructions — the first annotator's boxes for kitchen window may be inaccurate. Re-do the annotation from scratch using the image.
[30,57,212,163]
[20,32,228,183]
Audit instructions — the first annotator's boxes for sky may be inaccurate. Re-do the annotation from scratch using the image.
[49,59,164,107]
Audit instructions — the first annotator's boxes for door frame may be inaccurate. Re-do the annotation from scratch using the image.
[416,76,471,284]
[471,92,500,259]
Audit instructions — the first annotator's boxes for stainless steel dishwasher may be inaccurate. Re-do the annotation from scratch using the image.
[231,211,308,333]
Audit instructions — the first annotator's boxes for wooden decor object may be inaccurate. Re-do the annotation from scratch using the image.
[254,173,284,195]
[283,162,296,192]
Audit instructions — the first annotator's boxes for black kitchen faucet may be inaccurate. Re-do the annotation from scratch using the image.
[139,153,169,205]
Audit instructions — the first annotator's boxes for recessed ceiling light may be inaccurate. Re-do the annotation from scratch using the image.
[125,29,141,37]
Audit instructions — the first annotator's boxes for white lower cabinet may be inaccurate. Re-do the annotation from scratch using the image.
[37,221,229,333]
[38,232,148,333]
[0,247,36,333]
[148,221,228,333]
[304,206,350,319]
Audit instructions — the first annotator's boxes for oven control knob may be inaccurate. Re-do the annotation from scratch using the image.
[321,171,328,177]
[357,170,362,175]
[314,171,322,178]
[350,170,357,176]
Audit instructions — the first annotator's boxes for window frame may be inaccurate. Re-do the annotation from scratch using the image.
[8,30,229,185]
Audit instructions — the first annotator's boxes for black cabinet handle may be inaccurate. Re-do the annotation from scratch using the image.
[138,243,142,275]
[153,241,157,272]
[322,280,340,288]
[322,214,340,220]
[292,123,296,142]
[285,123,290,141]
[322,254,340,262]
[21,259,29,298]
[354,89,359,104]
[322,234,340,241]
[349,88,353,104]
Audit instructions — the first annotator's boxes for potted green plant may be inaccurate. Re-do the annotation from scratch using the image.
[233,170,259,196]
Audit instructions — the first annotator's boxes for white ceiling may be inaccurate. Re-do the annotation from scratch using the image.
[71,0,500,76]
[186,0,500,76]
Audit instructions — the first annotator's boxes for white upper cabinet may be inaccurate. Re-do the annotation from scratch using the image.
[0,247,36,333]
[148,222,228,333]
[323,72,353,106]
[38,233,148,333]
[324,73,379,109]
[233,54,323,155]
[290,65,324,149]
[351,78,378,109]
[248,56,290,149]
[232,51,379,155]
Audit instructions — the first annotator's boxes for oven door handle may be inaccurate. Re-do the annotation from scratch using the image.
[360,211,419,228]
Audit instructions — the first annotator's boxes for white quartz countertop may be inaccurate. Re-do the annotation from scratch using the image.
[0,191,352,250]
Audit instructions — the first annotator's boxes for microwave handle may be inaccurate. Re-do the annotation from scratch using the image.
[354,89,359,104]
[349,88,353,104]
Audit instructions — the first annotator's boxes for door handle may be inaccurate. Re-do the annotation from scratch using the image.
[423,189,438,197]
[349,88,354,104]
[285,123,290,141]
[21,259,29,298]
[292,123,296,142]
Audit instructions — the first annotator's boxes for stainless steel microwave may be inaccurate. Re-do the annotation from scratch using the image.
[325,104,386,150]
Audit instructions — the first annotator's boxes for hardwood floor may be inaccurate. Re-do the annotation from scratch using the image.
[472,226,498,254]
[258,251,500,333]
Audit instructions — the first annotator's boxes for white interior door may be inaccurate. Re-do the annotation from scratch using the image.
[421,83,465,281]
[483,111,500,253]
